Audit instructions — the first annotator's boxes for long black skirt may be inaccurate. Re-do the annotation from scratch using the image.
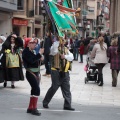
[0,69,4,83]
[5,68,24,81]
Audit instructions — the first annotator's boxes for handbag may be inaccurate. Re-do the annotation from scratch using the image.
[6,53,19,68]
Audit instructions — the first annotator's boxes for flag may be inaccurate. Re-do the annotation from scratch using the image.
[48,1,72,31]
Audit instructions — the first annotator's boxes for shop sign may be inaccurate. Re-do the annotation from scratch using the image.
[12,18,28,26]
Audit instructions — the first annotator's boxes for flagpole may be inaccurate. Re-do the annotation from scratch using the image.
[42,0,56,34]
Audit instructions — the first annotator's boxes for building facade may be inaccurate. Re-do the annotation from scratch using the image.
[0,0,17,36]
[73,0,101,38]
[13,0,45,38]
[110,0,120,34]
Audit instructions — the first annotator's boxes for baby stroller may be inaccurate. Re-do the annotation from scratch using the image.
[84,52,98,84]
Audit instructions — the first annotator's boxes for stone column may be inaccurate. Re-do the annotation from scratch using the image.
[110,0,115,34]
[116,0,120,32]
[115,0,118,32]
[110,0,120,34]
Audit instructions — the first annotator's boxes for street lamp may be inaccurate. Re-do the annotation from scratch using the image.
[83,16,87,38]
[99,13,103,25]
[98,13,104,31]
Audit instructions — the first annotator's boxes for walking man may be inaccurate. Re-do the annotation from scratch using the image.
[43,38,75,111]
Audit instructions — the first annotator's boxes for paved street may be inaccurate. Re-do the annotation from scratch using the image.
[0,56,120,120]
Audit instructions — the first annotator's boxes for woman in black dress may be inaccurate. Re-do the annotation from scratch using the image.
[2,34,24,88]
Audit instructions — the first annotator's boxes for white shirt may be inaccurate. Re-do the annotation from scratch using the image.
[50,41,74,62]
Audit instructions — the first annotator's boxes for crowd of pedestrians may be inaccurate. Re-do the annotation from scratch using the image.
[0,30,120,116]
[0,32,75,116]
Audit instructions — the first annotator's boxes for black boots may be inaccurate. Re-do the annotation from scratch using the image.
[98,73,103,86]
[3,82,7,87]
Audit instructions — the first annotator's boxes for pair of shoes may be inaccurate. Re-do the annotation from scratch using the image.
[11,85,15,89]
[27,109,33,113]
[79,62,83,63]
[42,73,48,76]
[98,82,103,86]
[43,104,49,108]
[112,85,116,87]
[64,107,75,111]
[32,109,41,116]
[96,80,99,83]
[3,82,7,88]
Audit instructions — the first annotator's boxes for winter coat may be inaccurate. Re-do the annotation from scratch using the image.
[79,45,84,55]
[107,46,120,70]
[91,42,108,64]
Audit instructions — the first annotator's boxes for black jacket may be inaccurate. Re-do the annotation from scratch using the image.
[44,36,52,55]
[22,47,42,69]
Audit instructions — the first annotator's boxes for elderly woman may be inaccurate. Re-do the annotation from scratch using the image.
[91,37,108,86]
[107,38,120,87]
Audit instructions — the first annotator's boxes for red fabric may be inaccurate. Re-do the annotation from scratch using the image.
[32,97,38,109]
[70,38,73,44]
[79,45,84,54]
[28,97,34,109]
[24,38,32,48]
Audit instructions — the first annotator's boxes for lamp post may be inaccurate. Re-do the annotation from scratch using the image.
[83,16,87,38]
[99,13,103,25]
[98,13,103,31]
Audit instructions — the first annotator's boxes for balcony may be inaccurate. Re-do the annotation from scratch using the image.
[0,0,17,12]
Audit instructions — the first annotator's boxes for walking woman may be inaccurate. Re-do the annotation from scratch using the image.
[91,37,108,86]
[107,38,120,87]
[2,34,24,88]
[22,39,44,116]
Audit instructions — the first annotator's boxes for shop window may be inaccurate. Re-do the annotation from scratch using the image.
[17,0,24,10]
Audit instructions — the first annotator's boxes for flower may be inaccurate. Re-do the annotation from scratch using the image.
[5,49,11,54]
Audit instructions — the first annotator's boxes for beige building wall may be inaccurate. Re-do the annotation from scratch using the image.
[87,0,97,20]
[13,0,43,38]
[0,12,12,36]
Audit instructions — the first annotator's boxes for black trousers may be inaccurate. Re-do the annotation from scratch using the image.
[43,70,72,108]
[95,63,105,74]
[44,54,51,74]
[26,71,40,96]
[96,63,105,83]
[80,54,83,62]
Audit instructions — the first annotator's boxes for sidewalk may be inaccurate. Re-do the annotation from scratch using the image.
[1,55,120,107]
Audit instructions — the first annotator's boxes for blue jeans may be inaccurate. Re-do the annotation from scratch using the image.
[80,54,83,62]
[73,48,78,60]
